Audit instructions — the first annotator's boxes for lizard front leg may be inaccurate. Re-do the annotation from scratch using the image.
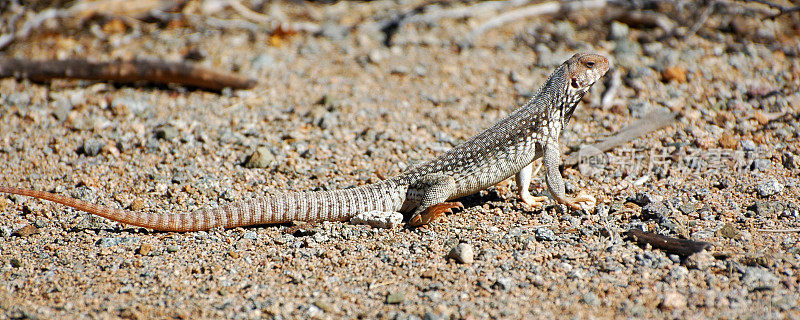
[407,174,462,227]
[516,160,548,208]
[543,145,596,211]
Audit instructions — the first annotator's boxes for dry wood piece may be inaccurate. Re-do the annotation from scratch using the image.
[0,58,257,91]
[470,0,609,37]
[564,110,677,167]
[626,229,712,256]
[757,228,800,233]
[739,0,800,19]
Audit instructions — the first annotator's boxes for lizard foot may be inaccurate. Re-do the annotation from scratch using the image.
[520,193,548,209]
[561,191,596,211]
[408,202,464,227]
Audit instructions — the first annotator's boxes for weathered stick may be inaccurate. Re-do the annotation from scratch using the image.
[564,110,677,167]
[470,0,609,37]
[757,228,800,233]
[626,229,712,256]
[224,0,321,33]
[0,58,257,91]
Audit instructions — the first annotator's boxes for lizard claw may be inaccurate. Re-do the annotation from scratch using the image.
[408,202,463,227]
[563,191,596,211]
[520,193,548,209]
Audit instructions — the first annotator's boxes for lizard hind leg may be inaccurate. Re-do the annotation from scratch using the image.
[409,201,464,227]
[406,173,460,227]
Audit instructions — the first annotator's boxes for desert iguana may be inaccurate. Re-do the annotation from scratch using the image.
[0,53,609,231]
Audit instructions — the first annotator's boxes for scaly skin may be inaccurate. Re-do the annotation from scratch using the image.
[0,53,610,231]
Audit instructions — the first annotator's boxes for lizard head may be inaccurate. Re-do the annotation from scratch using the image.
[565,53,610,95]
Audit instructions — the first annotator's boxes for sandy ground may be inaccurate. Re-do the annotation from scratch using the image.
[1,1,799,319]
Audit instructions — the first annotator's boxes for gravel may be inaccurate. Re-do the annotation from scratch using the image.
[1,2,798,319]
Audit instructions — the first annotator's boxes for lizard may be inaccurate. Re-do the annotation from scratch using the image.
[0,53,610,232]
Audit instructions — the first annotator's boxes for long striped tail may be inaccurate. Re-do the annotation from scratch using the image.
[0,182,405,232]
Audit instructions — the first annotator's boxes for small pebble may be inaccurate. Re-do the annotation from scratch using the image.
[534,228,558,241]
[244,147,275,169]
[129,199,146,211]
[492,277,515,291]
[154,125,178,141]
[10,258,22,268]
[782,152,797,170]
[242,231,258,240]
[741,140,757,152]
[312,300,334,313]
[642,201,671,220]
[742,267,779,291]
[719,133,737,149]
[137,244,154,256]
[717,223,739,239]
[97,237,123,247]
[659,292,687,310]
[166,245,180,253]
[756,180,784,197]
[751,159,771,171]
[385,291,404,304]
[608,21,630,40]
[662,66,687,83]
[12,224,38,237]
[677,203,696,215]
[582,292,601,306]
[447,243,474,264]
[81,138,105,156]
[747,201,778,217]
[683,251,714,270]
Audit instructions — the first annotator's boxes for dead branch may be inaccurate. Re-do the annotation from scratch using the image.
[470,0,609,37]
[606,9,676,35]
[0,0,184,51]
[402,0,531,26]
[739,0,800,18]
[625,229,712,257]
[224,0,321,33]
[0,8,67,50]
[564,110,677,167]
[684,1,715,38]
[0,58,257,91]
[757,228,800,232]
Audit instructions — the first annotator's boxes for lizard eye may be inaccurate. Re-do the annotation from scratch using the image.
[585,61,595,68]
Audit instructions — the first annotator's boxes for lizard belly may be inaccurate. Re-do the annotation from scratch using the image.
[449,150,542,199]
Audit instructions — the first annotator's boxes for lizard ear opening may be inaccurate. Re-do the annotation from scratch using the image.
[571,78,580,89]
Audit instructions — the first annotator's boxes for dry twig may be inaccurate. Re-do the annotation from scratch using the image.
[564,110,677,167]
[402,0,531,26]
[740,0,800,18]
[470,0,609,37]
[0,58,257,91]
[0,0,183,50]
[224,0,321,33]
[757,228,800,233]
[685,1,716,38]
[625,229,712,256]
